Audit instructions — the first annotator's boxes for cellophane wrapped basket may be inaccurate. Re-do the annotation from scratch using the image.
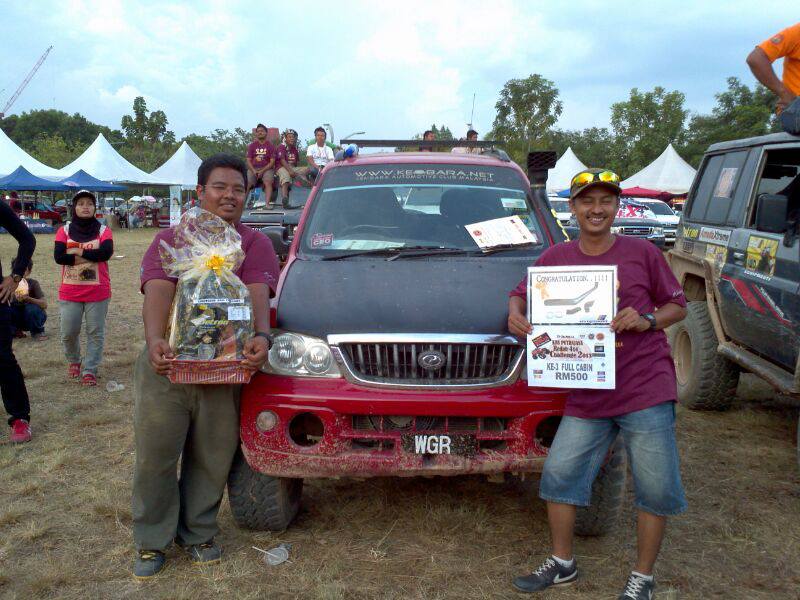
[159,208,255,384]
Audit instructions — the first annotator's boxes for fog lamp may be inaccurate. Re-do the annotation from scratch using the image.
[256,410,278,432]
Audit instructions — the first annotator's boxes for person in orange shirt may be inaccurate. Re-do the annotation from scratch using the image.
[747,22,800,134]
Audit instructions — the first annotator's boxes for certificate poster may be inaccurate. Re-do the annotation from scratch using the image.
[527,325,615,389]
[465,216,538,249]
[527,265,617,326]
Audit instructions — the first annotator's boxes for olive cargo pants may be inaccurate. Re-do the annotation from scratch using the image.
[132,348,241,551]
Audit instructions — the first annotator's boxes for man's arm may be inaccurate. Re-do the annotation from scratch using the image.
[241,282,270,369]
[747,46,797,109]
[142,279,177,374]
[508,295,533,337]
[306,147,318,170]
[611,303,687,333]
[0,201,35,303]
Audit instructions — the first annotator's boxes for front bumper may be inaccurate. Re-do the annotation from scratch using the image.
[240,374,567,478]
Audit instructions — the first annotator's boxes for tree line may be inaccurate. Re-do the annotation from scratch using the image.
[0,72,782,178]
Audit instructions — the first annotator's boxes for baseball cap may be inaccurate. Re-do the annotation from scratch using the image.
[569,168,621,200]
[71,189,97,204]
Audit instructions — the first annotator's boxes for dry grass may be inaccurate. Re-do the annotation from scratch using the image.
[0,229,798,600]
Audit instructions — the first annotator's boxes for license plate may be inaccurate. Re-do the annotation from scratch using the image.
[401,433,478,457]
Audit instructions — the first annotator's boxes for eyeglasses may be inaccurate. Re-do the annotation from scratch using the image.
[571,170,620,188]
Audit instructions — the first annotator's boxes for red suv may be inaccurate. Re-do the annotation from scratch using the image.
[229,146,626,534]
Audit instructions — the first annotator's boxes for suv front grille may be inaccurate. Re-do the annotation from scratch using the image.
[337,341,521,386]
[620,226,653,236]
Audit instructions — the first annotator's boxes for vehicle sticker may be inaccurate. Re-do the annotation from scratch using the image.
[501,197,527,209]
[353,168,495,183]
[705,244,727,272]
[682,225,700,239]
[745,235,778,276]
[698,227,732,245]
[713,167,738,199]
[311,233,334,247]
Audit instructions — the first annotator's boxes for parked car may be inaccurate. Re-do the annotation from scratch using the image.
[639,199,680,246]
[568,199,665,247]
[228,147,627,534]
[667,131,800,468]
[549,197,572,226]
[12,199,62,225]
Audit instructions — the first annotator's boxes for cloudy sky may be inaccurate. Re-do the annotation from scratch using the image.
[1,1,796,143]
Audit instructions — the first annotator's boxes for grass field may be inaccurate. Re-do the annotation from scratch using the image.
[0,228,798,599]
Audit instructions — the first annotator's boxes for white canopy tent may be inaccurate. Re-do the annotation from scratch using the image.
[150,141,201,189]
[0,128,61,178]
[55,133,161,184]
[547,147,588,192]
[620,144,697,194]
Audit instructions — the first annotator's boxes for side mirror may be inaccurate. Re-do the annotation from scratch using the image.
[755,194,788,233]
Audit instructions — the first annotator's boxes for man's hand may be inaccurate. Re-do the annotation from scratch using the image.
[778,89,798,112]
[66,247,83,256]
[148,338,175,375]
[18,294,29,303]
[611,307,649,333]
[241,335,269,369]
[508,313,533,337]
[0,276,19,304]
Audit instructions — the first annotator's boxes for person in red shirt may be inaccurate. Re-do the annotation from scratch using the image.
[747,22,800,134]
[275,128,311,208]
[246,124,276,204]
[508,169,688,599]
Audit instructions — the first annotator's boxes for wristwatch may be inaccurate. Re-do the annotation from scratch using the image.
[641,313,657,330]
[11,274,22,283]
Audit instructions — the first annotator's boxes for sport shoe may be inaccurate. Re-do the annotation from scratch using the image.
[81,373,97,387]
[618,572,655,599]
[10,419,31,443]
[512,556,578,593]
[68,363,81,379]
[13,330,26,338]
[182,540,222,564]
[133,550,166,579]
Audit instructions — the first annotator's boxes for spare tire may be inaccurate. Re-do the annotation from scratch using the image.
[669,301,739,410]
[227,450,302,531]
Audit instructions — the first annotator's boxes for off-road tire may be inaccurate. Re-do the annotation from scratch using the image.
[574,439,627,537]
[669,301,739,410]
[227,450,303,531]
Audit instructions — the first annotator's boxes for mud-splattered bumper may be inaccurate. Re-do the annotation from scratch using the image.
[240,373,567,478]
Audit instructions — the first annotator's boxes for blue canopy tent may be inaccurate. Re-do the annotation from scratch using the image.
[59,169,127,192]
[0,166,69,191]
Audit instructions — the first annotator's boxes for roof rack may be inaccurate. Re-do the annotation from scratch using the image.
[336,139,510,162]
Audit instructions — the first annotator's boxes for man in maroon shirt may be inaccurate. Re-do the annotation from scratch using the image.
[131,154,279,580]
[276,128,311,208]
[246,124,276,205]
[507,169,688,600]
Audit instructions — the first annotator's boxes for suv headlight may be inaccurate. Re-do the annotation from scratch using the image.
[652,227,664,236]
[611,226,623,234]
[264,331,341,378]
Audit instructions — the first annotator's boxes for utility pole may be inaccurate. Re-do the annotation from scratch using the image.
[0,46,54,118]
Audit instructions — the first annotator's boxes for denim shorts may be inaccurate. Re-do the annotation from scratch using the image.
[539,402,687,516]
[780,97,800,136]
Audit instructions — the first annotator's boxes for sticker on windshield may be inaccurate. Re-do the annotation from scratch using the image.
[354,168,495,183]
[500,197,527,209]
[746,235,778,276]
[465,216,537,250]
[311,233,334,247]
[713,168,737,199]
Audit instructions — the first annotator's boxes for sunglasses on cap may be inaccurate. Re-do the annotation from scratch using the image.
[571,170,620,188]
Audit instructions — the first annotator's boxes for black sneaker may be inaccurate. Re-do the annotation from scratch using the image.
[618,572,655,599]
[183,540,222,564]
[133,550,166,579]
[512,556,578,593]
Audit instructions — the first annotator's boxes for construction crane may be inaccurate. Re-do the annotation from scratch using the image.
[0,45,53,119]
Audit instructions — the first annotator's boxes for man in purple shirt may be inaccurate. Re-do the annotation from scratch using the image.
[246,124,276,205]
[508,169,688,600]
[132,154,279,580]
[275,128,311,208]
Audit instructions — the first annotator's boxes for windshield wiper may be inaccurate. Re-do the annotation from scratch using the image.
[468,242,537,255]
[319,245,466,261]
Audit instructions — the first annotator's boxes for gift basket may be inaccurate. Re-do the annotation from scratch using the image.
[159,208,255,384]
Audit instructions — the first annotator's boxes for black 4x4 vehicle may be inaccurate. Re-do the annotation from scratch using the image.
[667,132,800,465]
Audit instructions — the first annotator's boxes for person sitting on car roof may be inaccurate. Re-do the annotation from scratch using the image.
[418,129,435,152]
[747,21,800,134]
[276,129,311,208]
[306,126,335,178]
[246,124,276,206]
[507,168,688,600]
[452,129,480,154]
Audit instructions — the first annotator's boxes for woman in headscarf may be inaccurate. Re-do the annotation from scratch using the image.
[53,190,114,386]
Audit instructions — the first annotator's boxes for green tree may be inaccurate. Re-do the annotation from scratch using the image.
[610,86,688,176]
[0,109,119,156]
[26,133,79,168]
[181,128,251,159]
[489,74,563,163]
[680,77,780,166]
[550,127,620,172]
[120,96,175,146]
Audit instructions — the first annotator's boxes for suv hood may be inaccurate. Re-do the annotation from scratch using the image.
[277,257,537,337]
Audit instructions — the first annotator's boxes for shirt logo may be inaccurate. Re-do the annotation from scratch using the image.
[771,34,783,45]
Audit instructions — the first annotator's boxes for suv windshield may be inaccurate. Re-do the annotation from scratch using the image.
[298,163,544,255]
[642,201,674,216]
[550,199,570,212]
